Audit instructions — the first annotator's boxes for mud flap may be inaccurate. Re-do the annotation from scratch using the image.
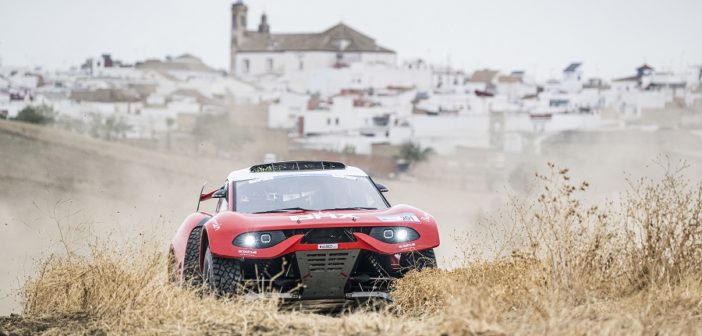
[295,249,360,299]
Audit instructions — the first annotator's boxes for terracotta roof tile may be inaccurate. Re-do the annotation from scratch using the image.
[237,23,394,53]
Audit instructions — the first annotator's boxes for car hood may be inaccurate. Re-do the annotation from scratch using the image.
[211,204,435,230]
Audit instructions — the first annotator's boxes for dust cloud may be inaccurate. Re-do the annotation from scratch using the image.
[1,120,701,314]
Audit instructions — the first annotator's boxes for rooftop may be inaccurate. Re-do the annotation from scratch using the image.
[564,63,582,73]
[612,76,639,82]
[497,75,522,84]
[468,70,499,83]
[237,23,395,53]
[135,54,217,73]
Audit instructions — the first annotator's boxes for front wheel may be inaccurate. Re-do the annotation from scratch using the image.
[183,227,203,287]
[202,246,244,296]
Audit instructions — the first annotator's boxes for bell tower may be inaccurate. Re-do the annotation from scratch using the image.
[258,13,270,33]
[230,1,248,75]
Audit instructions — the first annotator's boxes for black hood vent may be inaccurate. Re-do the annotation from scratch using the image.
[300,228,356,244]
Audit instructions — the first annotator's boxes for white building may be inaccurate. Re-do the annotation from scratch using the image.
[277,63,431,97]
[431,67,469,93]
[465,69,499,95]
[495,72,538,101]
[541,62,586,96]
[229,1,396,79]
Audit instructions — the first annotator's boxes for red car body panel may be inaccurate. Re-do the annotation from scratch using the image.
[170,205,439,279]
[203,204,439,260]
[170,212,211,276]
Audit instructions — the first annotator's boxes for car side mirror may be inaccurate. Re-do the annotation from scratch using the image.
[375,183,389,193]
[212,186,227,198]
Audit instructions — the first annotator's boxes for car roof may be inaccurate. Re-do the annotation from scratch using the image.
[226,161,369,182]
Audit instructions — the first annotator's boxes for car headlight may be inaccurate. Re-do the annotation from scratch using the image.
[233,231,286,248]
[242,234,256,247]
[396,228,408,241]
[369,227,419,244]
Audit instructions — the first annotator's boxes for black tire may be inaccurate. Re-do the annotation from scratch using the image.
[183,227,203,287]
[202,246,243,297]
[400,248,437,273]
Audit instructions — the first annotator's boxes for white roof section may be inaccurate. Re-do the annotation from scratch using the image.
[226,163,368,182]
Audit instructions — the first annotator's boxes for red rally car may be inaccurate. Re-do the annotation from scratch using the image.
[168,161,440,301]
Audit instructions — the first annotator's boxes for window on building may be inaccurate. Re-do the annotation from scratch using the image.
[335,118,340,125]
[266,58,274,72]
[243,59,250,73]
[299,60,304,70]
[327,118,331,126]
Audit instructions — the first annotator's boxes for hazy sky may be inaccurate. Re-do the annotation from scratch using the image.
[1,0,700,80]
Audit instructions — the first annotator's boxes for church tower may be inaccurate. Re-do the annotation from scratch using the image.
[230,1,248,75]
[258,13,270,33]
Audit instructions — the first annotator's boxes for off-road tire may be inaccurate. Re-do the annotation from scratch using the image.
[400,248,437,273]
[183,227,203,287]
[202,246,243,297]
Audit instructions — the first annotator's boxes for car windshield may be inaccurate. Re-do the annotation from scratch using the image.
[234,174,388,214]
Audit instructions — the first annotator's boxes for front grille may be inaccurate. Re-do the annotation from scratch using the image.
[300,228,356,244]
[295,249,360,299]
[283,227,373,239]
[305,251,354,272]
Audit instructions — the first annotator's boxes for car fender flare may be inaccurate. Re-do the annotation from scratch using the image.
[171,213,211,275]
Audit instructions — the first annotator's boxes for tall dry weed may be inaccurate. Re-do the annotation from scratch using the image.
[623,161,702,288]
[393,161,702,334]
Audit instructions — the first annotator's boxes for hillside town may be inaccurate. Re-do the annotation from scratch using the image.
[2,1,702,180]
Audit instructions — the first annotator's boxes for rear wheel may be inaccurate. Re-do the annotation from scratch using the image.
[400,248,437,273]
[202,246,243,296]
[183,227,203,287]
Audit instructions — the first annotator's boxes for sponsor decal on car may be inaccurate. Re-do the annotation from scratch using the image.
[421,212,433,222]
[377,213,420,223]
[398,242,416,250]
[237,249,258,255]
[289,213,358,221]
[211,220,221,231]
[317,243,338,250]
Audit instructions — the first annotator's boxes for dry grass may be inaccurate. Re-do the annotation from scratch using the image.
[5,162,702,335]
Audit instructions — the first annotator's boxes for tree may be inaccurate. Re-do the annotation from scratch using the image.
[13,105,56,125]
[103,115,131,140]
[397,142,433,167]
[88,113,131,141]
[342,144,356,155]
[165,117,175,150]
[192,112,249,155]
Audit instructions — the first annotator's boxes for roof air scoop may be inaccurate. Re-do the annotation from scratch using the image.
[249,161,346,173]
